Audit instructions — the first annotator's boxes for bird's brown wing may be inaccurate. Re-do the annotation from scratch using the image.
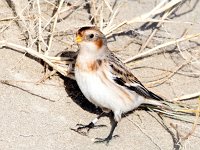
[107,51,163,101]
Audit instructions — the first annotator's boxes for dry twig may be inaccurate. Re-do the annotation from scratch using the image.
[0,40,74,79]
[124,33,200,63]
[173,92,200,101]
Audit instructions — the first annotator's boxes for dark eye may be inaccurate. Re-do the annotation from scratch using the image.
[89,34,94,39]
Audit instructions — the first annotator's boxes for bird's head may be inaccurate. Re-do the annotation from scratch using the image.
[75,26,107,54]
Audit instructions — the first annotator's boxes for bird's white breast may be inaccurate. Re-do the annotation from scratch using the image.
[75,60,145,114]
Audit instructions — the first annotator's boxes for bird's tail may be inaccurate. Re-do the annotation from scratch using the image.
[143,98,198,124]
[143,91,173,111]
[144,99,172,111]
[148,91,164,101]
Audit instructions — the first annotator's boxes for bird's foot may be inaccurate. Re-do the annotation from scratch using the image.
[94,135,119,145]
[71,122,106,136]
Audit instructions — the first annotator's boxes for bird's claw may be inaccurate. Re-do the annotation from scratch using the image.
[71,123,107,136]
[94,135,119,145]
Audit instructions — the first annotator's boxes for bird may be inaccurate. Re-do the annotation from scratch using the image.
[72,26,166,144]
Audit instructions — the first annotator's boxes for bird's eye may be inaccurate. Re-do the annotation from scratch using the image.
[89,34,94,39]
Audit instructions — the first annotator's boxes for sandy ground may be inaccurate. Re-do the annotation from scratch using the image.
[0,0,200,149]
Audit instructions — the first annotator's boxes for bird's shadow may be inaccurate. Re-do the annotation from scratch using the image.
[55,50,99,115]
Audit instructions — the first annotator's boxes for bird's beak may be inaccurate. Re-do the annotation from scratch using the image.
[76,35,82,43]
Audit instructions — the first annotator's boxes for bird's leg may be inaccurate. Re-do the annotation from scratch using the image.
[94,113,119,144]
[71,112,106,136]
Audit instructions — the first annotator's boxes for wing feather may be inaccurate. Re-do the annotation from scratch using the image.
[107,51,163,101]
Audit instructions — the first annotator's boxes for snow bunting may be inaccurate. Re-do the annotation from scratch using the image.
[73,26,165,143]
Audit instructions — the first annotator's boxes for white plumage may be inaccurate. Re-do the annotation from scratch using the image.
[73,26,165,143]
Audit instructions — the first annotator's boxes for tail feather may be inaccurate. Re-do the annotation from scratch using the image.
[143,91,172,110]
[144,99,163,106]
[148,91,164,101]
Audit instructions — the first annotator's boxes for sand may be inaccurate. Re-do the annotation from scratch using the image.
[0,0,200,149]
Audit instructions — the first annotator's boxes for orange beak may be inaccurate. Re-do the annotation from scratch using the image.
[76,35,82,43]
